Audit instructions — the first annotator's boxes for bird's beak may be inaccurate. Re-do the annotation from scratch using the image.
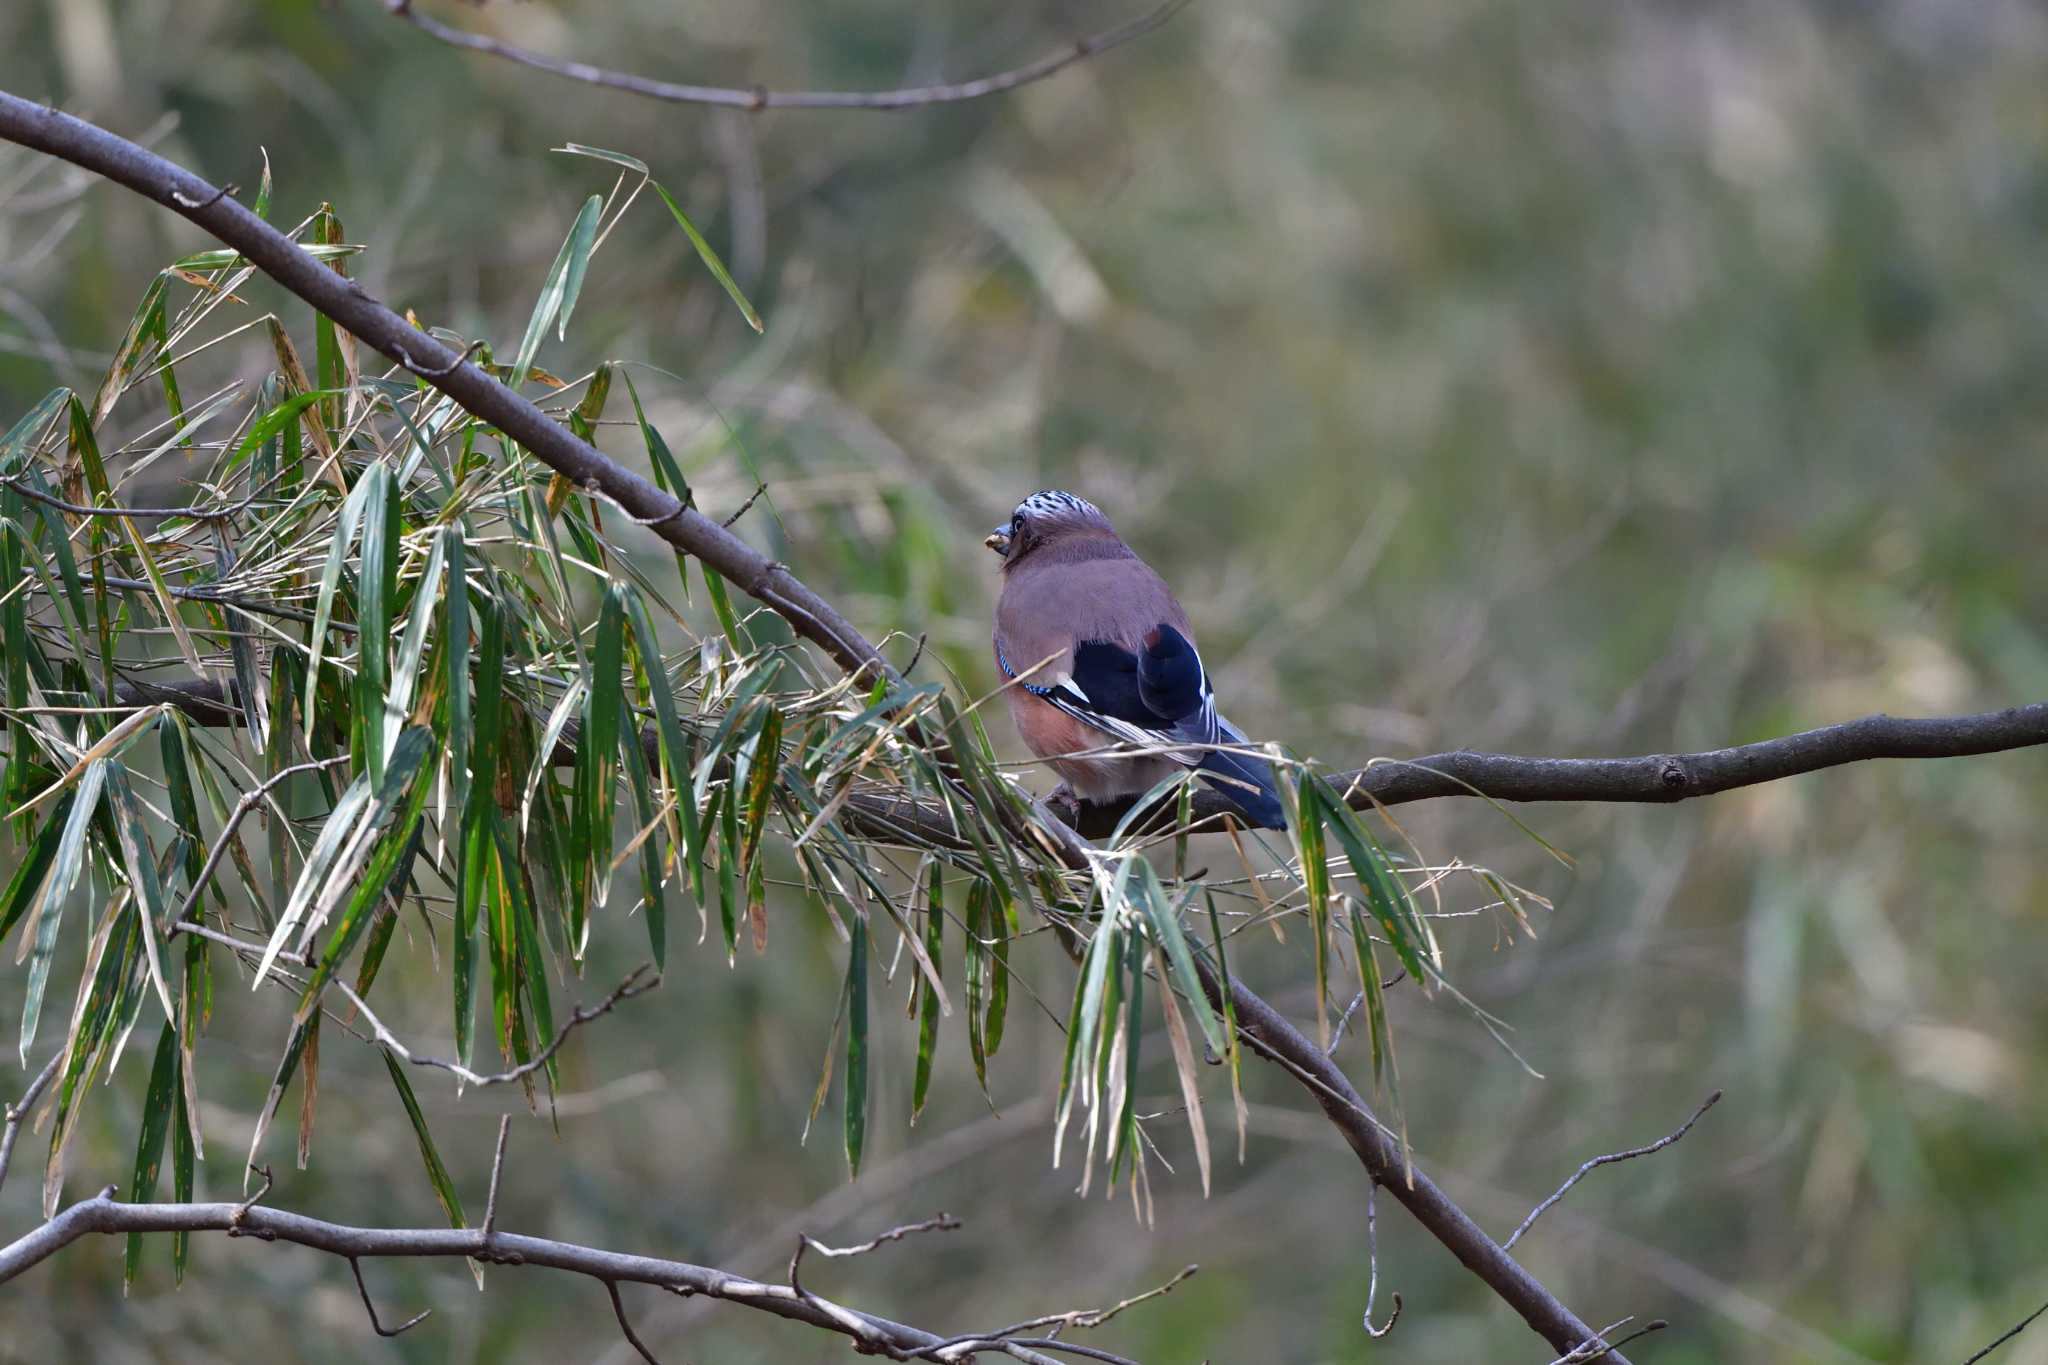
[983,527,1011,557]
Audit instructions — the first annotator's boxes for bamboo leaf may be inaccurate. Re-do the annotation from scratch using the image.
[123,1023,180,1292]
[650,181,764,333]
[844,913,868,1179]
[912,862,943,1123]
[381,1048,469,1234]
[20,762,107,1062]
[512,195,603,389]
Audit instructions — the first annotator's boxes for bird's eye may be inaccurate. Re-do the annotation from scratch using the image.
[1010,513,1024,533]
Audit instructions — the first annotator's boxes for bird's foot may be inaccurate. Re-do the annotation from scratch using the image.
[1043,781,1083,824]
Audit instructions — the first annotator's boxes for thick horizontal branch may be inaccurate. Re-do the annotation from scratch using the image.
[388,0,1190,111]
[0,1188,1080,1363]
[1073,702,2048,836]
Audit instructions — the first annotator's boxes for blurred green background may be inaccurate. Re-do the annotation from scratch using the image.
[4,1,2048,1361]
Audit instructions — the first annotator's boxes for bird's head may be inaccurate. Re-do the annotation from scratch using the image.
[984,490,1116,568]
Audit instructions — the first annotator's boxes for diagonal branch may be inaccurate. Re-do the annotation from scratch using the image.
[385,0,1192,112]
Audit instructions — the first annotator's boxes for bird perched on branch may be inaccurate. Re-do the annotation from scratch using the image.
[985,490,1286,830]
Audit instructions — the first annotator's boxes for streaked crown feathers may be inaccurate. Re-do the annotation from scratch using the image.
[1013,490,1105,524]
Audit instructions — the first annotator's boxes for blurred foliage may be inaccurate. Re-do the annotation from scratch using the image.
[3,2,2048,1363]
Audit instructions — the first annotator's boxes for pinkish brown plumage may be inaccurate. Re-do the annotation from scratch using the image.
[985,491,1285,828]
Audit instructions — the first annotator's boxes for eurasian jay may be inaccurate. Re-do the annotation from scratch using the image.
[985,490,1287,830]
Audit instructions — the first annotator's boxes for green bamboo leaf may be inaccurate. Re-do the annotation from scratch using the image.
[89,275,167,423]
[0,793,73,951]
[455,599,505,1068]
[123,1023,179,1292]
[985,883,1013,1059]
[650,181,764,333]
[512,195,603,389]
[499,818,556,1089]
[1054,889,1123,1166]
[296,752,435,1016]
[305,469,374,742]
[1111,927,1145,1178]
[1346,903,1398,1098]
[170,1035,195,1282]
[245,1017,315,1177]
[583,587,627,914]
[844,913,868,1178]
[912,863,943,1123]
[260,728,431,988]
[382,522,446,759]
[0,388,68,473]
[963,880,990,1097]
[381,1049,467,1231]
[354,463,401,783]
[619,584,699,911]
[21,761,107,1062]
[1312,778,1429,984]
[1132,861,1225,1055]
[1292,769,1332,1044]
[555,143,649,176]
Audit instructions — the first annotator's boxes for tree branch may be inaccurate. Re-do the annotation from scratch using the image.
[0,1053,63,1197]
[1503,1090,1722,1253]
[0,1188,1117,1363]
[1072,702,2048,835]
[385,0,1192,112]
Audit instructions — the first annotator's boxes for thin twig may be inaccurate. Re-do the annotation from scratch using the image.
[797,1212,962,1264]
[1503,1091,1723,1252]
[607,1280,661,1364]
[333,965,658,1090]
[1546,1317,1669,1364]
[1961,1294,2048,1365]
[0,1052,64,1196]
[1362,1182,1401,1337]
[168,755,353,930]
[0,474,253,522]
[350,1256,432,1336]
[481,1115,511,1243]
[387,0,1192,111]
[720,481,768,528]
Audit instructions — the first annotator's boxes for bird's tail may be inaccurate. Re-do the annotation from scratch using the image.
[1195,746,1287,830]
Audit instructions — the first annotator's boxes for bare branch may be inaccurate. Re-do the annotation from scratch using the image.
[350,1256,432,1337]
[0,1188,1094,1362]
[607,1279,661,1365]
[332,965,658,1091]
[1962,1294,2048,1365]
[386,0,1191,112]
[1503,1091,1723,1253]
[795,1212,961,1267]
[1362,1182,1401,1338]
[1079,703,2048,834]
[0,1052,63,1196]
[0,473,253,522]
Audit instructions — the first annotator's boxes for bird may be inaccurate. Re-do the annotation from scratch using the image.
[984,489,1286,830]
